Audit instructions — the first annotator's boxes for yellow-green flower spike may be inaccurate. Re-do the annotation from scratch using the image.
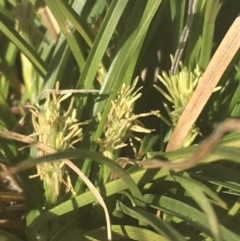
[28,82,88,207]
[99,78,160,182]
[156,58,202,146]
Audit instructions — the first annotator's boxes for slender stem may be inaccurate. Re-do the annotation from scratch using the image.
[170,0,197,75]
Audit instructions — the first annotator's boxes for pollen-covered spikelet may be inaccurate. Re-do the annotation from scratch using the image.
[156,58,202,146]
[29,82,88,207]
[98,78,160,181]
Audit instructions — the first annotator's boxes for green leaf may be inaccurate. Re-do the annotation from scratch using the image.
[56,0,94,48]
[190,164,240,195]
[199,0,220,69]
[119,202,185,241]
[170,175,221,241]
[77,0,128,94]
[44,0,86,71]
[60,225,168,241]
[0,13,47,77]
[145,194,240,241]
[138,134,160,158]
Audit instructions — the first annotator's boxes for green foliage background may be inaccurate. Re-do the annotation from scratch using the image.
[0,0,240,240]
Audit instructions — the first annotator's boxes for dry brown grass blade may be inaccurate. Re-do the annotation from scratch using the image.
[167,14,240,151]
[0,192,25,202]
[37,0,60,42]
[116,118,240,171]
